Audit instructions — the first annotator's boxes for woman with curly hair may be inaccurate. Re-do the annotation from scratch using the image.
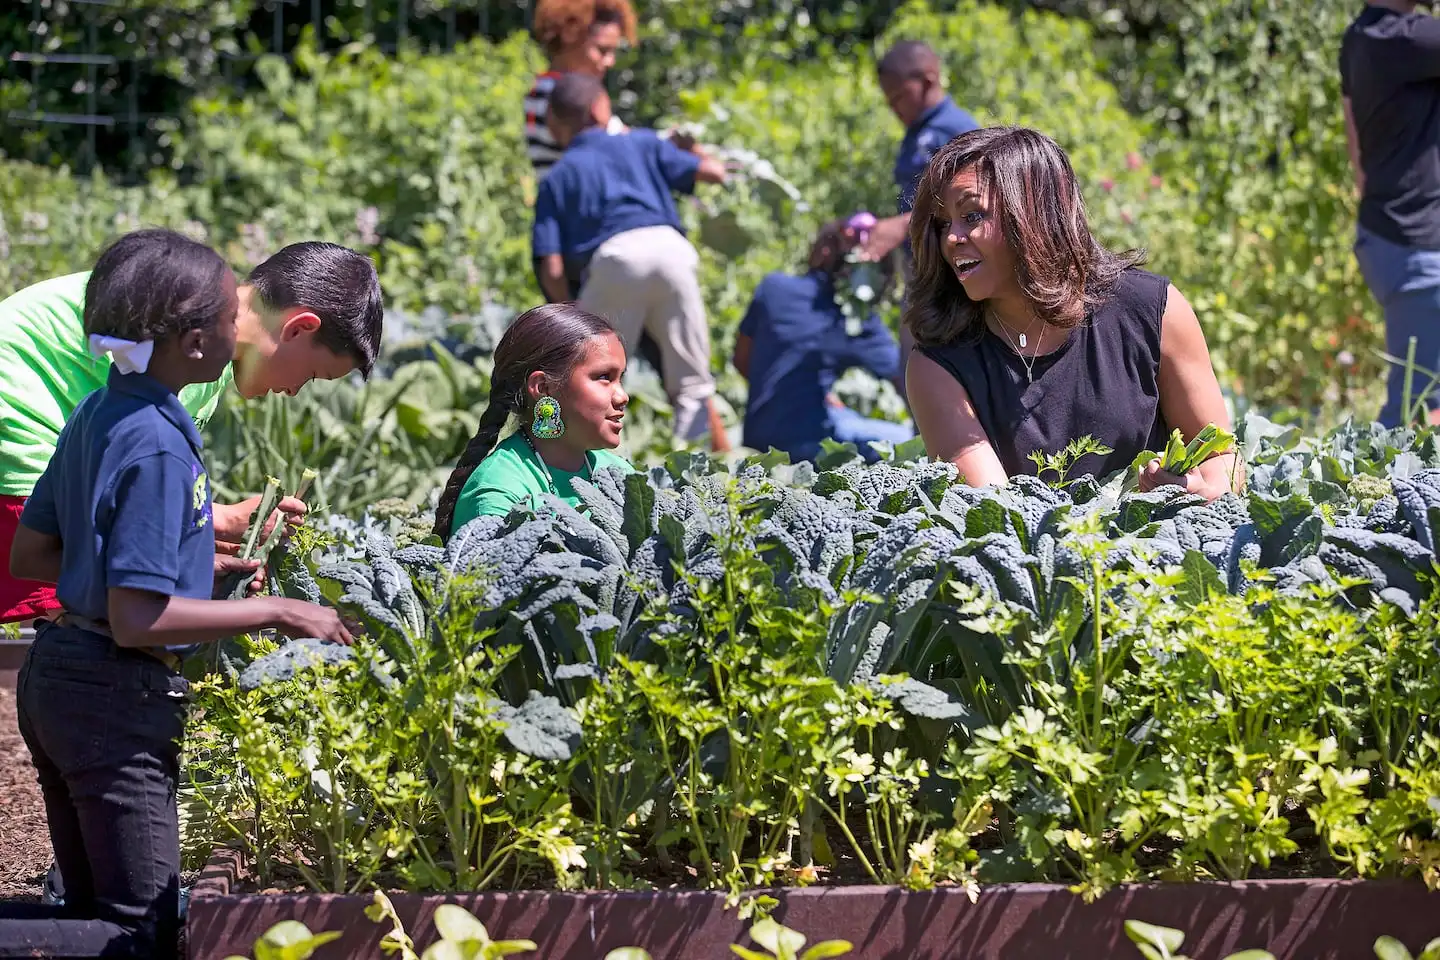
[902,126,1241,500]
[525,0,638,180]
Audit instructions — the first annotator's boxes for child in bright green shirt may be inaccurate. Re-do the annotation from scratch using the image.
[433,303,634,539]
[0,243,385,625]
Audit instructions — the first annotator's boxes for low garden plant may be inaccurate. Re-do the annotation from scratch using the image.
[182,414,1440,904]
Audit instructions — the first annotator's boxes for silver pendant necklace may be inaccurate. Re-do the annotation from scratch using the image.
[989,311,1044,383]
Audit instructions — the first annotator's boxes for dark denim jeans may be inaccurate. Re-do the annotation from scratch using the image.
[1354,223,1440,427]
[0,621,189,959]
[783,405,917,465]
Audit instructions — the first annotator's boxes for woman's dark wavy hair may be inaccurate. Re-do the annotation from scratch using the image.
[903,125,1144,348]
[84,229,232,342]
[433,303,617,539]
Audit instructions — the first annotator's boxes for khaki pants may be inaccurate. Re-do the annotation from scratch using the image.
[579,225,715,441]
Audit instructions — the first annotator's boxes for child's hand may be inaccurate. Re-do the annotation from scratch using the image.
[270,599,359,646]
[1138,457,1186,488]
[213,495,308,553]
[854,215,907,262]
[213,556,263,597]
[1138,454,1237,502]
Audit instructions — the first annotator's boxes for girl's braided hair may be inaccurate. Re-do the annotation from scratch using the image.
[432,303,616,539]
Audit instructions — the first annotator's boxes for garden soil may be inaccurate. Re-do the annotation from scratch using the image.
[0,676,48,902]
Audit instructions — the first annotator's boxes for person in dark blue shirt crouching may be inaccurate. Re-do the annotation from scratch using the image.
[734,221,914,464]
[2,229,354,960]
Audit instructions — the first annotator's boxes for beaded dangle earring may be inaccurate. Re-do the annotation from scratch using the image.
[531,395,566,440]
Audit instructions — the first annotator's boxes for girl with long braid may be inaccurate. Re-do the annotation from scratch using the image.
[433,304,633,540]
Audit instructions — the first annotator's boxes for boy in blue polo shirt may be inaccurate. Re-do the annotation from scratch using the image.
[861,40,980,260]
[533,71,731,450]
[853,41,979,394]
[2,229,353,959]
[734,220,913,464]
[882,41,980,228]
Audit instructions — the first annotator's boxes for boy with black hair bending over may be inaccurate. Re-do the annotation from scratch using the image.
[533,71,732,450]
[734,220,913,464]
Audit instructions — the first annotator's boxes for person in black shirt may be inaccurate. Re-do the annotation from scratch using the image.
[1342,1,1440,426]
[902,126,1242,500]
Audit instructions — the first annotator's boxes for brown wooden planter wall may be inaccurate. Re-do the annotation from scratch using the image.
[187,847,1440,960]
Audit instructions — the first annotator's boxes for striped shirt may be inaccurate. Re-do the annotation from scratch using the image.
[525,71,626,178]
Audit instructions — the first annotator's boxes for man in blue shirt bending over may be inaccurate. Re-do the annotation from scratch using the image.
[533,71,732,450]
[733,221,913,464]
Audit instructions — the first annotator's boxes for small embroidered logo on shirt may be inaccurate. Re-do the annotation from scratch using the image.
[191,465,211,529]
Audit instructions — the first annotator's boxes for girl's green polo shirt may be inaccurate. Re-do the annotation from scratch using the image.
[449,433,633,534]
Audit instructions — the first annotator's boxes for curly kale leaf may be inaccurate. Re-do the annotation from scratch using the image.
[444,514,517,573]
[765,487,856,589]
[962,533,1039,612]
[1208,493,1252,529]
[871,677,980,733]
[851,508,921,582]
[1320,527,1434,599]
[811,459,866,499]
[1269,554,1335,597]
[277,552,322,604]
[1223,523,1262,593]
[393,544,444,568]
[545,494,626,568]
[498,691,583,761]
[1363,495,1411,536]
[571,476,627,548]
[315,560,374,596]
[993,474,1071,544]
[1115,489,1208,534]
[1391,471,1440,554]
[238,638,354,691]
[854,461,920,514]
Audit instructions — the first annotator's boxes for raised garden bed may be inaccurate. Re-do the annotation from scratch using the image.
[179,428,1440,959]
[186,846,1440,960]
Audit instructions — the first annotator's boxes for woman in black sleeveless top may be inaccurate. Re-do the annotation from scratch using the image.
[902,126,1241,500]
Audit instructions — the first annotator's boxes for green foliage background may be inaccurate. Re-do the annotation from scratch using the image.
[0,0,1380,419]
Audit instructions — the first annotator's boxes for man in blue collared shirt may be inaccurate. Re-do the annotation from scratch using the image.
[868,41,980,256]
[533,72,731,449]
[857,41,979,394]
[1342,1,1440,427]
